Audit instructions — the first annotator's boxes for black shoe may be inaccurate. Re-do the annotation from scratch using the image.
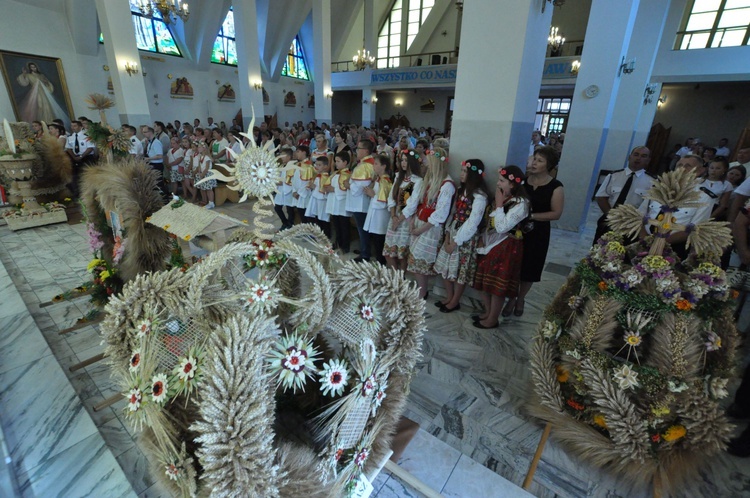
[728,427,750,457]
[422,292,429,300]
[473,321,498,329]
[471,314,483,321]
[727,403,750,420]
[434,300,446,309]
[440,304,461,313]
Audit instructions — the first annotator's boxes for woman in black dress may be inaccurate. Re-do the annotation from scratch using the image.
[503,146,564,316]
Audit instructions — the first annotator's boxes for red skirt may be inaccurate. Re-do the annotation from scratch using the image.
[473,236,523,297]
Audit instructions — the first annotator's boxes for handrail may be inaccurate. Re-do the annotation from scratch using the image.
[331,49,459,73]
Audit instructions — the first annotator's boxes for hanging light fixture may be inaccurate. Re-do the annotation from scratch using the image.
[547,26,565,56]
[138,0,190,24]
[353,48,376,71]
[352,9,375,71]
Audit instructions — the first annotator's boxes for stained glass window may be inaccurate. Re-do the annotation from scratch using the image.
[212,7,237,65]
[128,0,182,56]
[677,0,750,49]
[281,36,309,80]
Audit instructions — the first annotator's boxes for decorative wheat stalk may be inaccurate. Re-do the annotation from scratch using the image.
[251,196,277,240]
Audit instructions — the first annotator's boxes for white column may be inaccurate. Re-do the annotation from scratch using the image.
[449,0,551,185]
[95,0,151,126]
[232,0,265,129]
[555,0,665,231]
[362,88,376,128]
[313,0,332,124]
[597,0,671,172]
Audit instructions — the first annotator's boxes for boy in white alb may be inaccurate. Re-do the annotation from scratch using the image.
[363,154,392,264]
[292,145,316,223]
[346,140,375,261]
[326,151,352,252]
[305,156,332,238]
[274,147,297,229]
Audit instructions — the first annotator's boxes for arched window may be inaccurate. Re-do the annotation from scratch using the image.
[677,0,750,49]
[212,7,237,65]
[281,36,310,80]
[129,0,182,56]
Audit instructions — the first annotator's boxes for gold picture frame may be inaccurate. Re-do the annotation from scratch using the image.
[0,50,75,126]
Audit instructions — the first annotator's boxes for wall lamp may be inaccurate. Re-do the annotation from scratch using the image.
[394,99,403,106]
[619,56,636,76]
[325,91,334,99]
[657,95,667,107]
[124,61,139,76]
[372,96,378,103]
[570,60,580,75]
[643,83,659,105]
[252,79,263,90]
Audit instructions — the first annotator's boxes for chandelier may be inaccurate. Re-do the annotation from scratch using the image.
[138,0,190,24]
[548,26,565,54]
[352,48,376,71]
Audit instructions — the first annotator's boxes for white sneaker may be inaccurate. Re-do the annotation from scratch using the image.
[206,201,215,209]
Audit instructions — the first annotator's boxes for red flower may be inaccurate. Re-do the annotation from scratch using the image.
[566,398,585,411]
[651,434,661,443]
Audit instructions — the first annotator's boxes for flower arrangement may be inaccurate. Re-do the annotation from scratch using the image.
[267,331,321,393]
[528,170,738,494]
[243,239,287,270]
[87,256,122,304]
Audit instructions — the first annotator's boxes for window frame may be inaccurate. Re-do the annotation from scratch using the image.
[128,5,183,57]
[281,35,310,81]
[211,7,237,66]
[675,0,750,50]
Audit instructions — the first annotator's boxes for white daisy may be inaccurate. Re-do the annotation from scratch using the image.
[361,375,377,397]
[151,373,169,403]
[129,349,141,372]
[360,304,375,322]
[267,333,320,393]
[249,283,270,302]
[165,464,181,481]
[177,356,196,381]
[354,447,370,468]
[668,380,689,393]
[705,375,728,399]
[624,331,642,347]
[319,358,349,397]
[127,387,142,412]
[705,331,722,352]
[371,377,388,417]
[135,318,152,339]
[613,364,639,390]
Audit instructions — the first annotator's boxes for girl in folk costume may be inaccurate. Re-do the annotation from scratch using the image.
[346,139,376,262]
[325,151,352,253]
[434,159,490,313]
[194,141,217,209]
[292,145,316,223]
[166,136,185,196]
[408,147,456,298]
[363,154,393,265]
[180,138,197,202]
[304,155,332,238]
[472,166,530,329]
[384,150,423,270]
[274,147,297,230]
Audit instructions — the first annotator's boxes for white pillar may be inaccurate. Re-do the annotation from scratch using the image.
[362,88,376,128]
[95,0,151,126]
[232,0,265,129]
[597,0,671,173]
[449,0,551,185]
[313,0,332,124]
[364,0,376,56]
[556,0,671,231]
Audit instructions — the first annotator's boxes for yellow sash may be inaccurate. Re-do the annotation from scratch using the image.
[300,160,315,181]
[377,174,393,203]
[351,156,374,181]
[338,168,351,190]
[318,173,331,193]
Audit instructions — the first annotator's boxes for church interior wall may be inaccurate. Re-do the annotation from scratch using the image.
[653,81,750,153]
[374,89,453,131]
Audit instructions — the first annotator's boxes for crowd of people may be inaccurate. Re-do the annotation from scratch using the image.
[41,115,750,337]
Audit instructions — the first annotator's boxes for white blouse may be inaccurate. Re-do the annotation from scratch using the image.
[477,198,530,255]
[453,192,489,246]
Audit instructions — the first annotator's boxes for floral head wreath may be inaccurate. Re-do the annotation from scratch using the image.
[408,150,420,159]
[461,160,484,176]
[196,141,207,148]
[500,168,523,184]
[426,150,447,162]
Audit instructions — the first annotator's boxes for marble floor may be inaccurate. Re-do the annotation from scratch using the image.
[1,199,750,497]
